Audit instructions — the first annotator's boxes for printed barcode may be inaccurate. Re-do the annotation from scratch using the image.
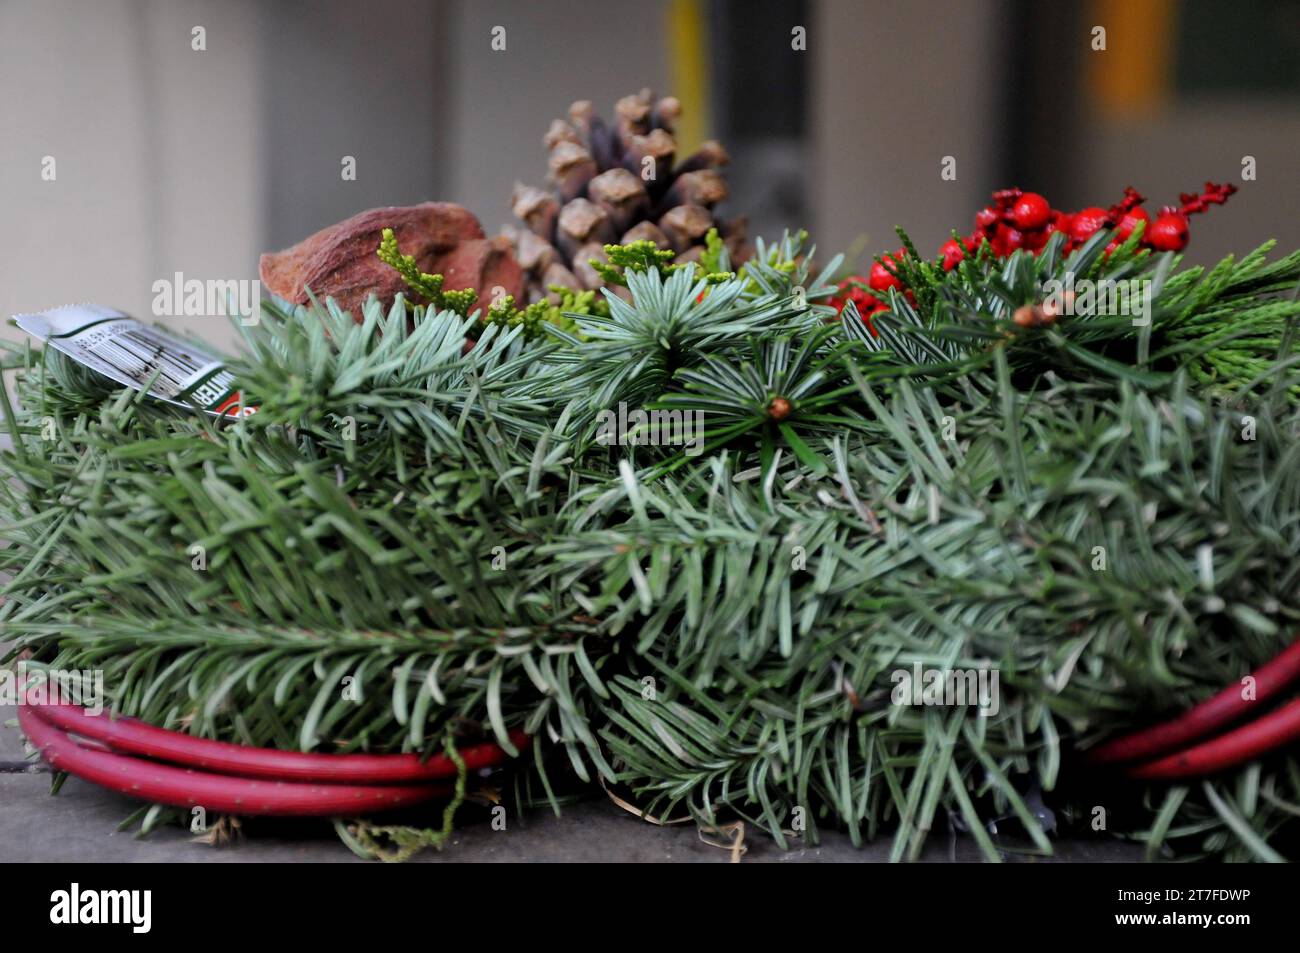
[18,305,247,418]
[120,329,204,375]
[86,327,218,398]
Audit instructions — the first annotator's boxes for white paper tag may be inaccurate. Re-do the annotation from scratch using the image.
[12,304,254,418]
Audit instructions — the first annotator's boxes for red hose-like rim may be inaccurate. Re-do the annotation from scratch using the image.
[17,703,452,816]
[1090,638,1300,764]
[31,696,527,782]
[1127,696,1300,780]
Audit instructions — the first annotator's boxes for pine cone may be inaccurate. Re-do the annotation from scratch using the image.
[502,89,750,303]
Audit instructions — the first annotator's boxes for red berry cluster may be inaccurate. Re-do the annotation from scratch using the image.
[830,181,1236,326]
[940,181,1237,269]
[826,276,886,334]
[826,250,912,331]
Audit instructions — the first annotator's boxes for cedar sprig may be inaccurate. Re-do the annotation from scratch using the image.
[376,227,478,316]
[591,239,733,288]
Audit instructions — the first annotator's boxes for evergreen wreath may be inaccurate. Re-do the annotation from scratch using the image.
[4,91,1300,863]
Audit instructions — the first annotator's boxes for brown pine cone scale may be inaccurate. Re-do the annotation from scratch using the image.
[499,89,750,301]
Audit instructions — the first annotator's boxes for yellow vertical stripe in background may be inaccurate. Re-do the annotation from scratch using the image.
[1089,0,1177,118]
[668,0,711,153]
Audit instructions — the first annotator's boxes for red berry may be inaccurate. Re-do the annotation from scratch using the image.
[829,277,862,316]
[1147,213,1189,251]
[940,238,965,270]
[829,278,884,336]
[868,251,904,292]
[1041,214,1071,250]
[1010,192,1051,230]
[1069,207,1109,243]
[975,206,1000,231]
[857,300,883,335]
[1115,206,1150,241]
[993,225,1025,255]
[828,277,885,326]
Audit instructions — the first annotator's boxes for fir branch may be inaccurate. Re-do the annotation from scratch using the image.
[3,229,1300,863]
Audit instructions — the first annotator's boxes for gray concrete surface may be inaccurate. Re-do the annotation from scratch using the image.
[1,702,1143,863]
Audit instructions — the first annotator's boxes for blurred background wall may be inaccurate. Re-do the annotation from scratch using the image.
[3,0,1298,351]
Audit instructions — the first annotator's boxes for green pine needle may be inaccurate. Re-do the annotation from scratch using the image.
[3,227,1299,863]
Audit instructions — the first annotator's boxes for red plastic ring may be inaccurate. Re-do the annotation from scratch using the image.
[28,696,527,783]
[18,703,453,816]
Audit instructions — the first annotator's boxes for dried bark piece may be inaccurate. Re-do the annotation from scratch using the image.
[258,202,521,318]
[437,235,523,306]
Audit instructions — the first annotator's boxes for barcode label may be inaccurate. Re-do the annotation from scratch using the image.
[12,304,254,418]
[79,323,223,399]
